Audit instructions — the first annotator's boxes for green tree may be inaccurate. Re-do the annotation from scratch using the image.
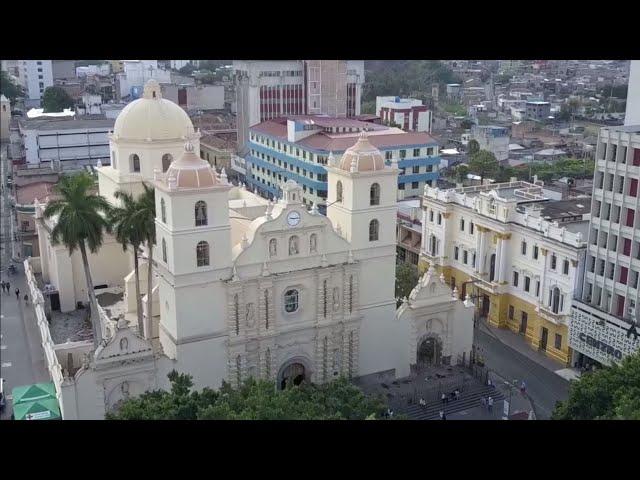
[460,119,474,130]
[1,69,23,102]
[552,353,640,420]
[467,139,480,156]
[107,371,387,420]
[42,86,75,113]
[109,190,147,335]
[468,150,499,182]
[455,164,470,184]
[137,183,157,335]
[395,262,419,306]
[178,64,196,75]
[43,173,112,346]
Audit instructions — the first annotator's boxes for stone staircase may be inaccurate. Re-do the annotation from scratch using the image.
[399,385,505,420]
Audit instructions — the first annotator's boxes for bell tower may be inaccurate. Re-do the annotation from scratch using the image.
[153,143,232,389]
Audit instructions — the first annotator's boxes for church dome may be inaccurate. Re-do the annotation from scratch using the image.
[338,131,386,172]
[113,79,195,142]
[165,143,219,189]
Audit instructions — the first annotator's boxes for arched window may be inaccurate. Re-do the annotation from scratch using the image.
[162,238,167,263]
[160,198,166,223]
[195,201,207,226]
[336,181,343,203]
[550,287,563,314]
[349,275,354,313]
[264,289,270,330]
[162,153,173,172]
[111,151,117,169]
[370,183,380,205]
[284,289,299,313]
[289,235,299,255]
[130,154,140,173]
[369,219,379,241]
[269,238,277,257]
[323,280,328,318]
[309,234,317,253]
[196,241,210,267]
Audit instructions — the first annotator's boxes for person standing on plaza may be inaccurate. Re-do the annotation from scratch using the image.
[481,396,487,409]
[488,396,494,413]
[520,381,527,394]
[441,393,447,405]
[5,281,9,293]
[15,287,20,300]
[1,281,5,293]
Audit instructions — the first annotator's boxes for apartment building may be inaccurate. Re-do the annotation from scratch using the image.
[247,116,440,213]
[570,125,640,367]
[233,60,364,155]
[397,198,423,267]
[22,60,54,108]
[471,125,510,161]
[420,180,589,365]
[376,96,432,132]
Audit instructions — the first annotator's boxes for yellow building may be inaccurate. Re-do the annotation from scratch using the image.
[419,181,590,366]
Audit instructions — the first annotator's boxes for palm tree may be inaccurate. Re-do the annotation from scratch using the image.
[137,183,156,338]
[109,190,146,335]
[43,173,111,346]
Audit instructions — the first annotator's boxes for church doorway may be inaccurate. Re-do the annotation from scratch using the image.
[279,362,307,390]
[417,336,443,366]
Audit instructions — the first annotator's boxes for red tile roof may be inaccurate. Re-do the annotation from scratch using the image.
[250,118,438,152]
[16,182,56,205]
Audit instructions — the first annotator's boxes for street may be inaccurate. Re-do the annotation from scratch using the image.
[474,326,570,419]
[1,143,50,419]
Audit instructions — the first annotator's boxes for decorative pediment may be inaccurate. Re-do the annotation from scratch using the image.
[407,266,456,308]
[94,321,153,365]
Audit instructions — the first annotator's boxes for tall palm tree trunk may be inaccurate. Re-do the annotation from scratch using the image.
[145,242,154,339]
[79,240,103,347]
[132,245,143,336]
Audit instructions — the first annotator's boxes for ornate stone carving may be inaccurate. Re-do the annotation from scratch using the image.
[246,303,255,328]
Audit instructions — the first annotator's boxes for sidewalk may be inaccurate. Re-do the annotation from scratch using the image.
[477,319,566,374]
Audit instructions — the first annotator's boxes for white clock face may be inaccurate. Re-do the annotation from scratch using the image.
[287,211,301,227]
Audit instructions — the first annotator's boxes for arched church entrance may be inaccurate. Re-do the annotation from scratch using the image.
[278,362,308,390]
[417,336,443,366]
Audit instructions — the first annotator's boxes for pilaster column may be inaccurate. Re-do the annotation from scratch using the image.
[475,227,482,273]
[497,233,511,283]
[441,212,450,263]
[494,237,503,283]
[539,248,548,304]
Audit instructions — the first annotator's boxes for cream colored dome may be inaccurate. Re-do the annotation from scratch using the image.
[113,79,195,141]
[338,132,386,172]
[165,143,219,189]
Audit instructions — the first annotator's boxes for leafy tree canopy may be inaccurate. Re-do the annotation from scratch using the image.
[396,262,419,306]
[42,86,75,113]
[468,150,499,181]
[1,69,23,102]
[552,353,640,420]
[362,61,460,103]
[107,371,388,420]
[467,139,480,156]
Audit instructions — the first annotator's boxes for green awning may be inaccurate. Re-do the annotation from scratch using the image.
[11,382,57,405]
[13,398,61,420]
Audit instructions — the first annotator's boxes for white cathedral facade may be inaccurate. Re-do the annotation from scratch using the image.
[29,80,473,419]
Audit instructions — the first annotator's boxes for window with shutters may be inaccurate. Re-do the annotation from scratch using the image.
[195,201,208,226]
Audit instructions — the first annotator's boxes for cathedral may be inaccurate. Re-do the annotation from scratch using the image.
[30,80,473,418]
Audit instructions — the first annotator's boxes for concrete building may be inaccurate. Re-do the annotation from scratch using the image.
[52,60,76,80]
[570,125,640,368]
[525,101,551,121]
[25,79,474,418]
[421,181,590,365]
[116,60,171,100]
[1,95,10,141]
[22,60,54,108]
[161,84,225,111]
[376,96,432,132]
[247,116,440,212]
[19,116,114,171]
[625,60,640,126]
[471,125,510,161]
[170,60,200,70]
[199,133,236,173]
[446,84,461,100]
[397,198,422,267]
[233,60,365,155]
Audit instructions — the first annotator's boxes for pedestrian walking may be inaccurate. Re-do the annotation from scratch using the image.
[441,393,447,405]
[480,396,487,409]
[1,280,5,293]
[15,288,20,300]
[439,410,444,420]
[520,381,527,394]
[454,389,460,401]
[24,294,29,304]
[419,398,426,408]
[488,396,494,413]
[5,281,9,293]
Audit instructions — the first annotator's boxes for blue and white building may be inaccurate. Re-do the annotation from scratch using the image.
[247,116,440,213]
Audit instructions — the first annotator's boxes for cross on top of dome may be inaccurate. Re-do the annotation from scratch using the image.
[143,79,162,100]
